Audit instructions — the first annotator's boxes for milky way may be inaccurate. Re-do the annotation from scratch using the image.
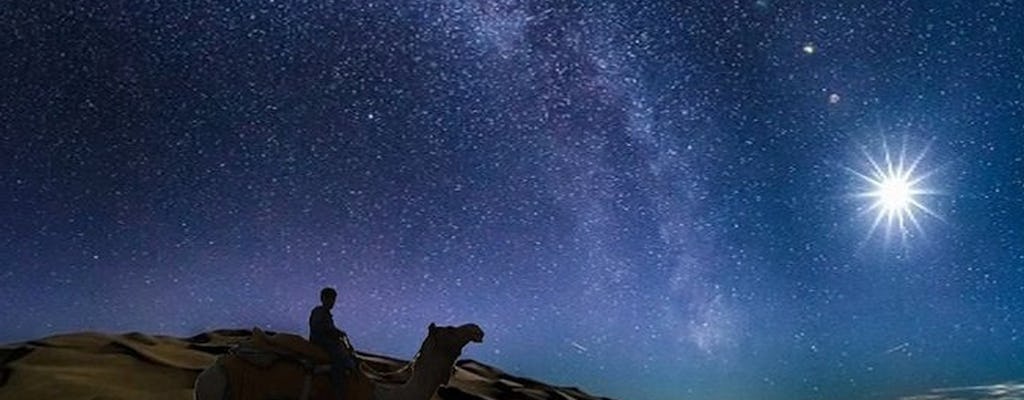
[2,1,1023,399]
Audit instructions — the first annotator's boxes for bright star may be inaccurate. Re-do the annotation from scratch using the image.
[848,138,941,243]
[877,173,913,212]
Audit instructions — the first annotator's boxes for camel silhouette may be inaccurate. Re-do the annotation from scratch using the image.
[193,322,484,400]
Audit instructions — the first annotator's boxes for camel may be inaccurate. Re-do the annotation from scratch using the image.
[194,322,484,400]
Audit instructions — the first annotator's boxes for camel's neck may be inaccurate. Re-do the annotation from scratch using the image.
[384,347,460,400]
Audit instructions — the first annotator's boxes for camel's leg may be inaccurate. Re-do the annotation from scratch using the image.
[194,363,229,400]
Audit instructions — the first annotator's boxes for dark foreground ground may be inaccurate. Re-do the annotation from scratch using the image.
[0,329,613,400]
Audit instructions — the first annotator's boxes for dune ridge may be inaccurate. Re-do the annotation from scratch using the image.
[0,329,614,400]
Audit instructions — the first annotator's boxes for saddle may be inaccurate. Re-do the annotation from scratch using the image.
[229,328,352,400]
[246,328,334,364]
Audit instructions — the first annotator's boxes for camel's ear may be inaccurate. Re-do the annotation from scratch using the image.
[429,322,436,331]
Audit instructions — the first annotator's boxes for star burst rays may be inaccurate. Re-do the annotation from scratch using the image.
[848,138,941,243]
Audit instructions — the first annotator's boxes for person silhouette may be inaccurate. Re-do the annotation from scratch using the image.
[309,287,356,400]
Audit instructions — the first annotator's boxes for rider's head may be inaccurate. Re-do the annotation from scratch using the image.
[320,287,337,309]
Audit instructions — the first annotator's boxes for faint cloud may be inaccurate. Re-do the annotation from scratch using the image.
[901,381,1024,400]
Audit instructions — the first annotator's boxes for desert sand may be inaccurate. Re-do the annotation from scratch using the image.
[0,329,612,400]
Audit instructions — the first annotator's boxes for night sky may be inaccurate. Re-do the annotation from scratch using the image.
[2,1,1023,399]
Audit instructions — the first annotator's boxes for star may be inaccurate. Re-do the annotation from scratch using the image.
[848,138,941,243]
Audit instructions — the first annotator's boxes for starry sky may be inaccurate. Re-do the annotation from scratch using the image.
[2,1,1023,399]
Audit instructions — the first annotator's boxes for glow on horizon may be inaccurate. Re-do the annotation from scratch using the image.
[848,138,941,243]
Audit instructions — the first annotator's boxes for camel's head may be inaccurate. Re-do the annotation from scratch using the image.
[421,323,484,385]
[462,323,484,343]
[427,322,485,352]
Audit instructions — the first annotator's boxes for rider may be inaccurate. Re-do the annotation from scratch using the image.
[309,287,356,400]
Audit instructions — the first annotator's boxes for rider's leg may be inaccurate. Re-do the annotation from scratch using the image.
[326,346,348,399]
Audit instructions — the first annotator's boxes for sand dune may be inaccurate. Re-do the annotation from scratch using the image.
[0,329,613,400]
